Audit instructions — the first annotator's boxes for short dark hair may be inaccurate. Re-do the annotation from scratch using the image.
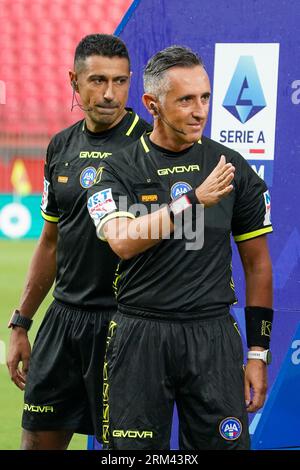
[144,45,204,98]
[74,34,130,72]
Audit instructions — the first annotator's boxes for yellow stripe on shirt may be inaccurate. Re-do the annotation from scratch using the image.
[234,226,273,242]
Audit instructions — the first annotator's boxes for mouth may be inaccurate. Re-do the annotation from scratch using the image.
[93,104,119,115]
[188,123,202,128]
[187,123,203,132]
[95,104,118,109]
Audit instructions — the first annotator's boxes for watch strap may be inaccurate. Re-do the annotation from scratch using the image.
[168,189,199,223]
[247,349,271,365]
[8,310,33,331]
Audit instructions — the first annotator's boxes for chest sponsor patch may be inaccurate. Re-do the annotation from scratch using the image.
[140,194,158,202]
[87,188,117,224]
[219,417,242,441]
[80,167,97,188]
[58,176,68,183]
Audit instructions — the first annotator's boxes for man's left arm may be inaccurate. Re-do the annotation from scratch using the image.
[238,235,273,412]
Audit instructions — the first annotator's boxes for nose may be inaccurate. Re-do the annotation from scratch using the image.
[103,82,114,101]
[192,98,208,119]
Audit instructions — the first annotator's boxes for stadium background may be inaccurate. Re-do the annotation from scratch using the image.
[1,0,300,450]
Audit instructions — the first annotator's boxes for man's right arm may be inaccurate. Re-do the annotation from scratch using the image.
[17,220,57,317]
[7,221,57,390]
[101,155,235,259]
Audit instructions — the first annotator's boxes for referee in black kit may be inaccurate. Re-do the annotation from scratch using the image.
[7,34,151,450]
[87,46,273,450]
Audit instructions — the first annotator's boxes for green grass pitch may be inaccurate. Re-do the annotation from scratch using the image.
[0,240,87,450]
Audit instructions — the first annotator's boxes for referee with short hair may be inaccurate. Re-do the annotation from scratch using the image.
[88,46,273,450]
[7,34,151,450]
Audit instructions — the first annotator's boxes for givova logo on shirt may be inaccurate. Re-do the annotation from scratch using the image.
[79,151,112,159]
[87,188,117,225]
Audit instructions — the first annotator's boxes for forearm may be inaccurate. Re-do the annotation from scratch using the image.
[244,262,273,307]
[18,236,57,318]
[100,155,236,259]
[238,236,273,308]
[104,206,174,260]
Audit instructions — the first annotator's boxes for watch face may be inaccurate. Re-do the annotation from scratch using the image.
[266,350,272,365]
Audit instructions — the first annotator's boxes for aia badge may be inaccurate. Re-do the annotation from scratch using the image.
[80,167,97,188]
[171,182,192,200]
[219,417,242,441]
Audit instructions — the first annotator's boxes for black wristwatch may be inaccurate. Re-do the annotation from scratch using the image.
[8,309,33,331]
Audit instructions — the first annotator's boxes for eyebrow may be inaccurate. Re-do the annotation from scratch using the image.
[88,74,129,81]
[176,94,194,101]
[176,92,211,101]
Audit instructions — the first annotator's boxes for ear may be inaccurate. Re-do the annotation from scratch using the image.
[127,70,132,88]
[69,70,78,91]
[142,94,158,116]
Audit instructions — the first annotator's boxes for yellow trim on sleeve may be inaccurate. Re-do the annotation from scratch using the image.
[125,113,139,136]
[234,226,273,242]
[140,134,150,153]
[96,211,136,242]
[41,210,59,223]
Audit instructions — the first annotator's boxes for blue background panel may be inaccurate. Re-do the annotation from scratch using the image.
[117,0,300,449]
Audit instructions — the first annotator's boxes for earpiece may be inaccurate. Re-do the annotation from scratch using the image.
[150,103,158,114]
[72,80,78,91]
[149,102,186,135]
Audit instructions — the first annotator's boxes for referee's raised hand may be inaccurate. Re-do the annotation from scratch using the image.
[195,154,235,207]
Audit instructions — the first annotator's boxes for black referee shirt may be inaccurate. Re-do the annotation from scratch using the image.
[88,133,273,319]
[41,109,151,310]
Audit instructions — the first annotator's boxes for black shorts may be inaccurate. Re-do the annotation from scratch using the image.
[104,310,250,450]
[22,300,112,439]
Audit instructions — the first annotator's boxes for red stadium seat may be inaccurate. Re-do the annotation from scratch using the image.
[0,0,132,137]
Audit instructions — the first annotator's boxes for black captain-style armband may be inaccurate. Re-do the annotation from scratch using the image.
[245,306,273,349]
[168,189,199,224]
